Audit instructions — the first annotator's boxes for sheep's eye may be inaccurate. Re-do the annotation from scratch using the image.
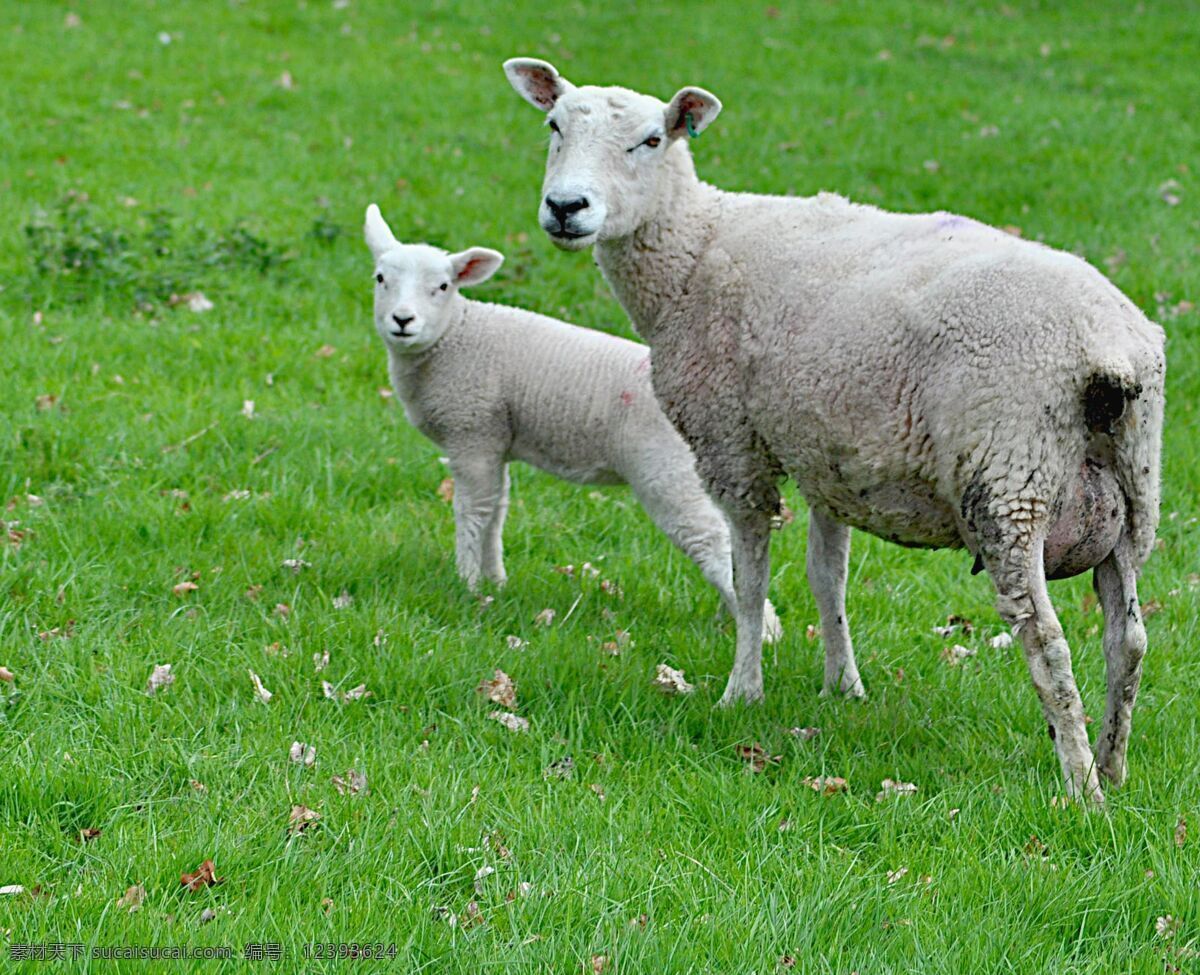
[548,119,561,135]
[439,282,448,292]
[375,273,383,284]
[629,134,663,153]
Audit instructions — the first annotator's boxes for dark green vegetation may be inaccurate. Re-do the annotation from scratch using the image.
[1,1,1197,971]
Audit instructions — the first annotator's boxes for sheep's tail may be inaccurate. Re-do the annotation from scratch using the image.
[1082,355,1141,435]
[1082,349,1163,567]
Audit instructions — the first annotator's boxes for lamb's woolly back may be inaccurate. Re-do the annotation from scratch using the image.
[361,203,781,642]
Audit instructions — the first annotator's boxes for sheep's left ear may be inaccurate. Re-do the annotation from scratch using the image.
[665,87,722,139]
[450,247,504,288]
[504,58,574,112]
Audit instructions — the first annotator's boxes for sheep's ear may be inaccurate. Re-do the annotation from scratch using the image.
[450,247,504,288]
[665,87,722,139]
[364,204,397,259]
[504,58,573,112]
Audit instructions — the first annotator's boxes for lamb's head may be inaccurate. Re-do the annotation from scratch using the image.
[504,58,721,250]
[363,204,502,354]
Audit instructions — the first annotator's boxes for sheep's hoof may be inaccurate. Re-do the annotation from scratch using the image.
[1063,769,1106,808]
[716,684,765,708]
[819,678,866,700]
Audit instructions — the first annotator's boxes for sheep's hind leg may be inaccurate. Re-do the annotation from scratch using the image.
[1093,540,1148,787]
[717,509,772,707]
[807,509,865,698]
[481,465,510,587]
[449,455,505,591]
[982,530,1102,804]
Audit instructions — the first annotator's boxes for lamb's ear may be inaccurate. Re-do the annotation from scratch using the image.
[504,58,573,112]
[664,87,722,140]
[364,204,397,259]
[450,247,504,288]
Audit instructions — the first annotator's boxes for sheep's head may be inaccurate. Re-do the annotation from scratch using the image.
[504,58,721,250]
[363,204,503,354]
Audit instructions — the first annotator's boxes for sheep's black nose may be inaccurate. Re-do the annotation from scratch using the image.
[393,314,414,328]
[545,195,589,224]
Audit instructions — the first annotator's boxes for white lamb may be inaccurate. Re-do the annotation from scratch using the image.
[505,59,1165,803]
[362,204,780,646]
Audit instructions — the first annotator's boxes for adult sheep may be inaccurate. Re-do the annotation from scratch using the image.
[504,58,1166,803]
[362,204,780,647]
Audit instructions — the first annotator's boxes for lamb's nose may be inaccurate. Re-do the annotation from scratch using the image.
[545,195,589,224]
[392,313,414,328]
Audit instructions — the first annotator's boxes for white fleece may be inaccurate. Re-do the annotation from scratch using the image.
[362,204,781,647]
[505,60,1166,803]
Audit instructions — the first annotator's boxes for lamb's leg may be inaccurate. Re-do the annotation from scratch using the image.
[1093,541,1147,786]
[626,474,780,644]
[807,509,864,698]
[449,455,504,590]
[983,536,1103,804]
[481,464,510,587]
[717,510,772,707]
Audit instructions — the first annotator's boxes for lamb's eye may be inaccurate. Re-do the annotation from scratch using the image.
[548,119,561,135]
[439,282,448,291]
[643,136,661,149]
[375,273,383,284]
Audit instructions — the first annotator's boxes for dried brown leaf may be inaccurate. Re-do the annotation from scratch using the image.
[802,775,848,795]
[332,768,367,796]
[736,742,781,773]
[876,778,919,801]
[180,859,223,891]
[248,669,272,704]
[488,710,529,733]
[146,663,175,695]
[117,884,145,911]
[288,805,321,835]
[477,669,517,708]
[651,664,694,695]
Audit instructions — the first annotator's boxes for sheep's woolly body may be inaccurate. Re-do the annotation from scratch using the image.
[381,287,780,640]
[491,57,1164,800]
[598,148,1165,563]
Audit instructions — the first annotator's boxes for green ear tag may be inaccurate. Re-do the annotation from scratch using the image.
[685,112,700,138]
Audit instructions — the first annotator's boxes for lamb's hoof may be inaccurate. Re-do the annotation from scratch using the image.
[762,618,782,646]
[716,683,765,709]
[485,573,508,589]
[1095,749,1127,788]
[819,677,866,700]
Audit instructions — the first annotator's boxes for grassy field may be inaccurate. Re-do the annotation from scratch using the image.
[1,1,1198,971]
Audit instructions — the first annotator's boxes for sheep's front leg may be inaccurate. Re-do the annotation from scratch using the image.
[449,455,505,590]
[1093,541,1148,786]
[717,510,772,707]
[625,471,780,644]
[481,464,511,587]
[985,537,1103,804]
[807,509,865,698]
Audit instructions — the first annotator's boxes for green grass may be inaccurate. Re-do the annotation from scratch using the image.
[1,1,1198,971]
